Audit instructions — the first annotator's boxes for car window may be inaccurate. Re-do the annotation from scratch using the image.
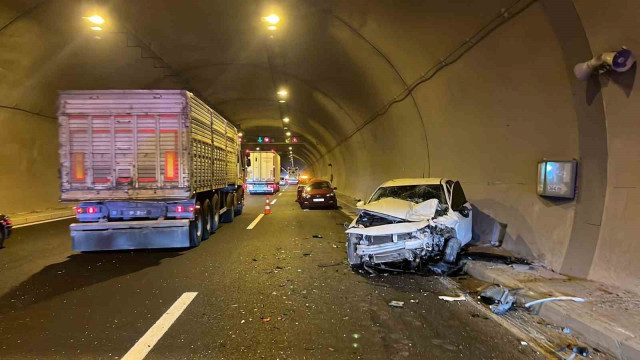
[369,184,445,204]
[308,181,331,190]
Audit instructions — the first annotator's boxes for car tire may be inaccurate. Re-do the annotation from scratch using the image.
[221,193,236,223]
[443,237,462,264]
[189,201,204,247]
[0,230,5,249]
[202,199,212,240]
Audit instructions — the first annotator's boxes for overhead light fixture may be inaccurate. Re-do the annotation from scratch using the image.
[256,147,260,150]
[277,89,288,96]
[283,117,290,123]
[238,132,243,137]
[264,14,280,24]
[91,26,103,31]
[279,100,286,103]
[285,131,291,136]
[288,146,292,150]
[86,15,105,24]
[268,25,277,31]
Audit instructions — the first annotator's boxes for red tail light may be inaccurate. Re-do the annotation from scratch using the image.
[188,206,195,213]
[175,205,184,213]
[75,207,84,214]
[87,207,98,214]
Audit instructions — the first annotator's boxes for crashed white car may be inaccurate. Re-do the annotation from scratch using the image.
[346,178,472,268]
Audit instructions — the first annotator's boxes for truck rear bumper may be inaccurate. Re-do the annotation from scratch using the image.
[71,219,190,251]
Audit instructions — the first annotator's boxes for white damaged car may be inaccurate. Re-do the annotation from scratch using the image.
[346,178,472,268]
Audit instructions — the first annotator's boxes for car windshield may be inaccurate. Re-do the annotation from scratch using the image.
[369,184,445,204]
[308,181,332,190]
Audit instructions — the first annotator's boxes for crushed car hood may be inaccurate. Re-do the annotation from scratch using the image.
[358,198,439,221]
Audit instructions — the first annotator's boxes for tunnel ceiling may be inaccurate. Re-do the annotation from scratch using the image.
[2,0,521,167]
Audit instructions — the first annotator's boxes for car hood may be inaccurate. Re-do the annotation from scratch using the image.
[358,198,439,221]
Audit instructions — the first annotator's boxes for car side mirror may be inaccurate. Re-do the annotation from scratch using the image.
[356,200,364,207]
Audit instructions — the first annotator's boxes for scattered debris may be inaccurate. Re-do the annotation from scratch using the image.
[520,341,528,346]
[563,327,571,334]
[252,258,258,262]
[388,301,405,308]
[511,263,532,271]
[317,263,342,268]
[428,262,465,276]
[524,296,585,308]
[410,299,419,303]
[302,253,312,257]
[438,295,466,302]
[352,334,360,339]
[312,234,323,238]
[262,317,271,323]
[241,320,245,324]
[479,285,515,315]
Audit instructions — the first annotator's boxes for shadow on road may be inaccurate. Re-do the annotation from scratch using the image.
[0,249,183,314]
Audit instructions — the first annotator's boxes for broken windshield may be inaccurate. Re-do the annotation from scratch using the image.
[369,184,446,204]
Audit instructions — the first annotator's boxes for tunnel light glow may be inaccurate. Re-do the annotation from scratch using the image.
[264,14,280,24]
[288,146,292,150]
[256,147,260,150]
[283,117,290,123]
[238,132,243,137]
[86,15,105,24]
[268,25,277,31]
[278,100,286,103]
[277,90,288,96]
[285,131,291,136]
[91,26,103,31]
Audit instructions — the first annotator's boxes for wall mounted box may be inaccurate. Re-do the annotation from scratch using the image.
[537,160,577,199]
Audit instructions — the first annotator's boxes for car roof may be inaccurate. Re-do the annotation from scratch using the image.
[378,178,445,187]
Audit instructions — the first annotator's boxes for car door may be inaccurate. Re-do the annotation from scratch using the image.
[450,181,472,244]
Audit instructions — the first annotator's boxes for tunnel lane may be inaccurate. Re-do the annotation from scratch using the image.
[0,188,542,359]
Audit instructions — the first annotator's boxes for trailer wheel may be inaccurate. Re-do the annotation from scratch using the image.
[211,194,220,233]
[202,199,212,240]
[221,193,236,223]
[189,201,204,247]
[235,189,244,216]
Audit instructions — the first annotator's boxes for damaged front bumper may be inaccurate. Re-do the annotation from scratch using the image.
[346,220,452,266]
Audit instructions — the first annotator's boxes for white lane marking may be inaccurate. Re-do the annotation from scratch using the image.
[278,193,282,197]
[246,214,265,230]
[270,199,277,205]
[219,207,227,215]
[12,215,77,229]
[122,292,198,360]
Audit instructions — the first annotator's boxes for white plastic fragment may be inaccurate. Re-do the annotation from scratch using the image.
[524,296,585,308]
[438,295,466,302]
[388,301,405,308]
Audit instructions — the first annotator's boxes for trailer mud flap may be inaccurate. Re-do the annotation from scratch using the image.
[71,219,190,251]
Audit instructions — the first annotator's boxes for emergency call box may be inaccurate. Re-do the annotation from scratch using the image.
[537,160,577,199]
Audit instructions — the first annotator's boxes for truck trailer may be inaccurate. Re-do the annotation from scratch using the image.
[287,167,300,185]
[246,151,281,194]
[58,90,244,251]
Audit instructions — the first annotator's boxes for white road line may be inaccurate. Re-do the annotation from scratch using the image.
[122,292,198,360]
[246,214,265,230]
[278,192,282,197]
[270,199,277,205]
[12,215,77,229]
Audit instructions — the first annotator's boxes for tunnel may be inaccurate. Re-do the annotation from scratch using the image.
[0,1,639,358]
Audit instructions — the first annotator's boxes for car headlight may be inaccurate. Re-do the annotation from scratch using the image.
[328,192,335,197]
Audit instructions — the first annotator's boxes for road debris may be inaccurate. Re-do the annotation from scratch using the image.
[388,301,405,308]
[479,285,515,315]
[262,317,271,323]
[520,341,528,346]
[524,296,585,308]
[438,295,466,301]
[312,234,323,238]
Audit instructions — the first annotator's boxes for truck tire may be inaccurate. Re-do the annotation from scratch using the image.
[211,194,220,233]
[0,230,5,249]
[221,193,235,223]
[202,199,212,240]
[189,201,204,247]
[443,237,462,264]
[235,190,244,216]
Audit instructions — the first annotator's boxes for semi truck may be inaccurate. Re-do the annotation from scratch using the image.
[287,167,300,185]
[246,151,281,194]
[58,90,244,251]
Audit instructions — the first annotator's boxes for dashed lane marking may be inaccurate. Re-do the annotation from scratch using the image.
[246,214,265,230]
[12,215,77,229]
[278,192,282,197]
[122,292,198,360]
[270,199,277,205]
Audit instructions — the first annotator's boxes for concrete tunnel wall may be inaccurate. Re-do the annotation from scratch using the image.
[0,0,638,293]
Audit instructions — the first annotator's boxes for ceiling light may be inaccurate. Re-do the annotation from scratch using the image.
[256,147,260,150]
[86,15,104,24]
[268,25,277,31]
[264,14,280,24]
[91,26,103,31]
[283,117,290,123]
[286,131,291,136]
[279,100,286,103]
[288,146,292,150]
[238,132,243,137]
[277,90,288,96]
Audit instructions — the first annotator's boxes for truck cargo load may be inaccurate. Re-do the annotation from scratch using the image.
[246,151,281,194]
[58,90,244,251]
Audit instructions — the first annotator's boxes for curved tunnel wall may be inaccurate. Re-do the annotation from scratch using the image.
[0,0,638,293]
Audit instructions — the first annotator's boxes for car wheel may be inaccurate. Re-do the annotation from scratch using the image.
[443,237,462,264]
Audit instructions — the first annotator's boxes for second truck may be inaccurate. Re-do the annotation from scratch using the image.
[58,90,245,251]
[246,151,281,195]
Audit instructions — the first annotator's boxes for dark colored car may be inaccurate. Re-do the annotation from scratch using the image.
[299,180,338,209]
[0,214,12,248]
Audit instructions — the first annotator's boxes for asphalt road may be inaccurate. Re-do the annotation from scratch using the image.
[0,188,542,359]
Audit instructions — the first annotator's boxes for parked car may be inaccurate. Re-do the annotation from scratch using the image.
[0,214,12,248]
[299,180,338,209]
[345,178,472,269]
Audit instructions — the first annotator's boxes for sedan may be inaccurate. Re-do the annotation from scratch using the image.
[299,180,338,209]
[0,214,12,248]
